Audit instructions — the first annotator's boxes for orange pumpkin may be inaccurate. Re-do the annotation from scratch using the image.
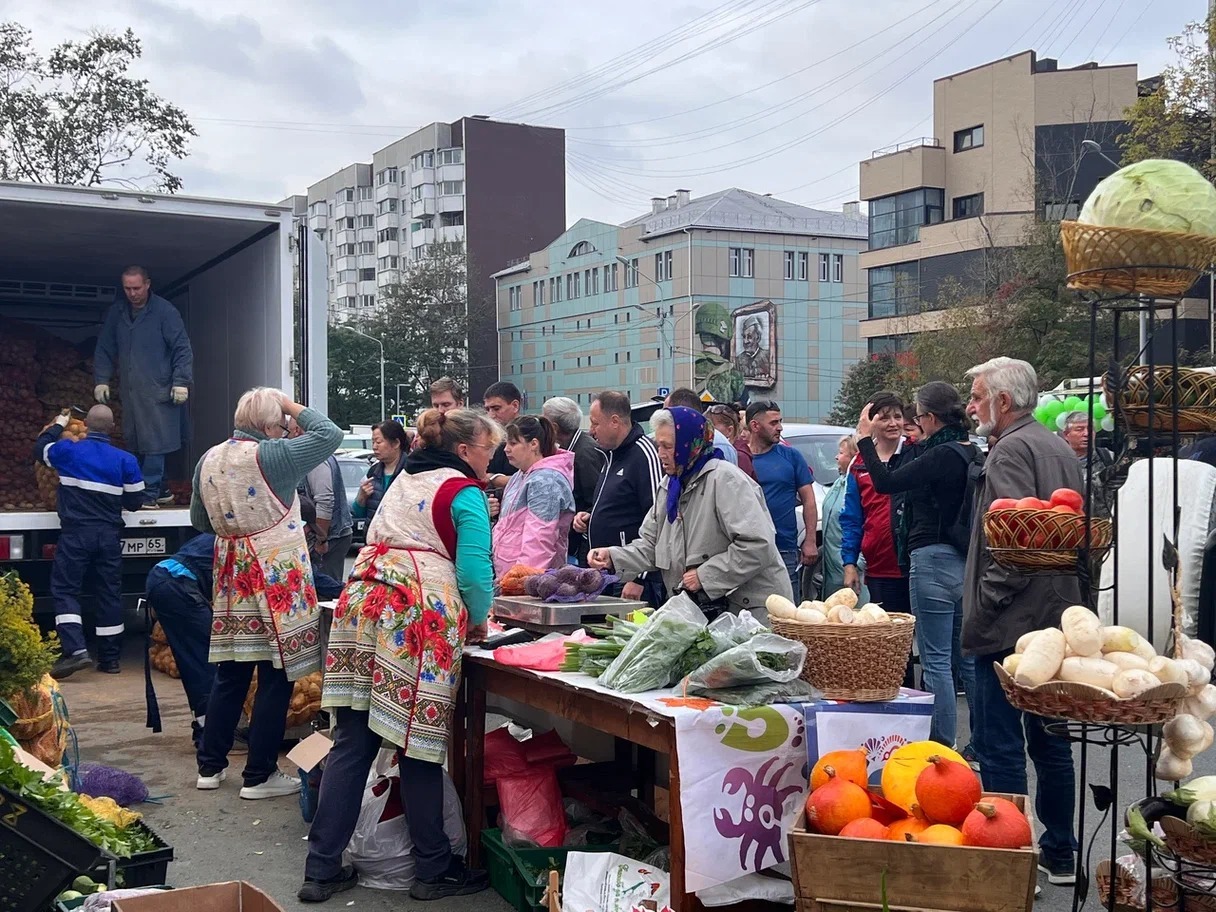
[838,817,889,840]
[881,741,966,814]
[810,748,869,792]
[961,798,1032,849]
[805,769,872,835]
[913,824,965,845]
[914,755,982,826]
[885,812,929,842]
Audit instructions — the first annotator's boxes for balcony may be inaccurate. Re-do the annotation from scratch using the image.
[333,229,356,248]
[860,138,945,202]
[332,201,355,221]
[411,227,436,248]
[438,194,463,214]
[376,209,401,229]
[375,181,398,202]
[437,163,464,184]
[439,224,465,244]
[409,166,434,189]
[411,196,436,218]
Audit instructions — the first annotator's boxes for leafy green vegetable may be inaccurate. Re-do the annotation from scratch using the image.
[1166,776,1216,807]
[0,739,157,857]
[1124,804,1165,854]
[1079,159,1216,235]
[675,630,718,679]
[601,597,708,694]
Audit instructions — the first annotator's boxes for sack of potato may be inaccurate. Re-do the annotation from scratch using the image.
[245,669,323,729]
[150,621,168,646]
[148,642,180,678]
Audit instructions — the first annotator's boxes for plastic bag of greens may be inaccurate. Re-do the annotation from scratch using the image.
[694,678,821,707]
[600,593,708,694]
[706,610,765,652]
[678,632,806,693]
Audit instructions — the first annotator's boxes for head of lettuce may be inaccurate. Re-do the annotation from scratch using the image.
[1079,159,1216,236]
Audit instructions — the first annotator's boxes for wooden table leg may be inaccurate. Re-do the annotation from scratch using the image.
[637,746,656,807]
[667,737,700,912]
[465,670,487,868]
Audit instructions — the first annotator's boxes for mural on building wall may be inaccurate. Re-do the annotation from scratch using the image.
[733,301,777,391]
[694,300,779,405]
[694,302,745,405]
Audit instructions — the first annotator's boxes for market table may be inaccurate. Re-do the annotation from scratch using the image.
[455,652,816,912]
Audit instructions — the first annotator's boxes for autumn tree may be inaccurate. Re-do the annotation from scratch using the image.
[0,23,195,192]
[1120,12,1215,180]
[827,353,916,426]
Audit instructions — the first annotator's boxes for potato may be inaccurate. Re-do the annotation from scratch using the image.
[1014,631,1041,655]
[1112,669,1163,699]
[1058,656,1118,690]
[1016,628,1066,687]
[1061,605,1102,657]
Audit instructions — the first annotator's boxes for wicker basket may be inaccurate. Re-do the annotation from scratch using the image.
[984,508,1112,572]
[1061,221,1216,296]
[1161,816,1216,867]
[1105,366,1216,434]
[994,663,1186,724]
[1096,859,1187,912]
[769,613,914,702]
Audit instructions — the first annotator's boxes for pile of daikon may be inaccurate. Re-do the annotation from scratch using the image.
[765,588,892,625]
[1001,606,1216,779]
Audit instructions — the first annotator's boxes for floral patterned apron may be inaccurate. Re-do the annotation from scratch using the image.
[323,466,476,763]
[199,439,321,681]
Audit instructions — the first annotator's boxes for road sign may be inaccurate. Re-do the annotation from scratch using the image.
[700,391,714,402]
[391,414,408,426]
[657,387,670,397]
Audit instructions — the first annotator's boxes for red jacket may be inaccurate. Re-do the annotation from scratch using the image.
[840,440,912,580]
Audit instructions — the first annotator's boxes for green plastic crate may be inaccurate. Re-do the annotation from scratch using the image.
[481,829,619,912]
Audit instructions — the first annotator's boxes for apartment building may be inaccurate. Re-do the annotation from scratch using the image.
[495,188,868,422]
[295,117,565,397]
[857,50,1143,354]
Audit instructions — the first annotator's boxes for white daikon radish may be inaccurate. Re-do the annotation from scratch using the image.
[795,607,827,624]
[1002,654,1023,676]
[856,604,890,625]
[1177,658,1211,693]
[766,594,797,619]
[1015,631,1041,655]
[1112,669,1163,698]
[1156,745,1194,781]
[1106,652,1151,672]
[1062,605,1102,657]
[826,605,856,624]
[824,588,858,611]
[1100,625,1143,655]
[1058,656,1118,690]
[1164,713,1209,760]
[1180,634,1216,673]
[1149,656,1189,687]
[1016,628,1066,687]
[1183,684,1216,721]
[808,600,827,613]
[1132,639,1159,662]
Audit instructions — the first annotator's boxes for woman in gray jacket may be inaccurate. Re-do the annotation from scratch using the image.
[589,407,792,624]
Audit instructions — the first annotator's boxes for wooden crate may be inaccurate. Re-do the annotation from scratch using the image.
[787,795,1037,912]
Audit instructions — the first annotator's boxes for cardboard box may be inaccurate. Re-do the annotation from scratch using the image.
[787,795,1037,912]
[113,882,286,912]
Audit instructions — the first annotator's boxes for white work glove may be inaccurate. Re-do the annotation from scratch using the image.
[54,409,70,428]
[171,386,189,405]
[94,384,110,404]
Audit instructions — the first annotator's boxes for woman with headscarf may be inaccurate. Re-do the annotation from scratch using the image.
[855,381,980,752]
[820,435,870,602]
[588,407,791,623]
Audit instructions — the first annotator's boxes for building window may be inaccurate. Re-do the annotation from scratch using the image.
[624,258,639,288]
[655,250,673,282]
[953,125,984,153]
[339,243,355,256]
[440,180,464,195]
[952,192,984,219]
[377,228,399,243]
[358,241,375,254]
[832,254,843,283]
[573,271,581,298]
[590,268,599,295]
[508,286,521,312]
[534,281,544,306]
[818,253,830,282]
[626,351,631,362]
[797,251,809,281]
[358,186,373,201]
[614,352,619,363]
[439,148,462,165]
[1043,200,1081,220]
[868,188,944,250]
[359,267,375,282]
[440,212,464,227]
[605,263,619,292]
[411,151,434,170]
[569,241,593,257]
[728,247,753,278]
[376,168,398,185]
[868,261,921,319]
[868,335,914,358]
[340,217,356,230]
[783,251,795,280]
[552,276,562,303]
[411,185,424,201]
[358,215,374,229]
[378,198,398,214]
[338,269,357,283]
[359,294,376,308]
[377,255,399,270]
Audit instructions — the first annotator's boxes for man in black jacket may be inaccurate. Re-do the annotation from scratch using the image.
[543,396,603,563]
[574,391,664,605]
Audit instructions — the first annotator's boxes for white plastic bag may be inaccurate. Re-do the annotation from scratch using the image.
[562,851,672,912]
[344,770,468,891]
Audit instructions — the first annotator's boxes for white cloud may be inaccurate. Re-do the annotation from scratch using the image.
[0,0,1197,223]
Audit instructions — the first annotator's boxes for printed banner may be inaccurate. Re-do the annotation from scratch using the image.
[804,689,934,786]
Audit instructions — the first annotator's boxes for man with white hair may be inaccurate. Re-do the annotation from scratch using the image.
[963,357,1082,888]
[543,396,603,563]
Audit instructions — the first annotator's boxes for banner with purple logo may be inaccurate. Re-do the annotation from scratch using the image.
[803,689,934,786]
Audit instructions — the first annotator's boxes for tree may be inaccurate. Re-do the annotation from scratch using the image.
[1120,12,1215,180]
[327,242,469,426]
[0,23,195,192]
[827,353,915,427]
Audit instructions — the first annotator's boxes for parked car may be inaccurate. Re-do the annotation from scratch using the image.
[336,452,375,546]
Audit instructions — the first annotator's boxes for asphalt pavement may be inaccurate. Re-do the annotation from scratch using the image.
[59,630,1215,912]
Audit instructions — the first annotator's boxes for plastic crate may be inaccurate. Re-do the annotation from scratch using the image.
[0,783,103,912]
[89,821,173,888]
[481,828,619,912]
[0,698,16,729]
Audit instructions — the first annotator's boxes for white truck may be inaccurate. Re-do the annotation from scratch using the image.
[0,182,326,617]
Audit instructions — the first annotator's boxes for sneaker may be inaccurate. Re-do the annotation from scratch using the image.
[409,858,489,901]
[52,652,92,679]
[1039,856,1076,886]
[298,866,358,903]
[140,501,160,511]
[196,769,227,790]
[961,744,981,772]
[97,660,120,675]
[157,492,176,505]
[240,770,300,800]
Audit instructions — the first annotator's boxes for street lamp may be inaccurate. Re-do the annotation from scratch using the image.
[616,255,671,389]
[672,302,708,392]
[334,322,385,422]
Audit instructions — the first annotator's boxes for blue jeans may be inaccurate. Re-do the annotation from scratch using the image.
[52,527,123,661]
[974,650,1078,864]
[780,550,801,598]
[909,544,974,747]
[140,453,166,503]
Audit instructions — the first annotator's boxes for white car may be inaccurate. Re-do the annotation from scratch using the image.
[781,423,855,597]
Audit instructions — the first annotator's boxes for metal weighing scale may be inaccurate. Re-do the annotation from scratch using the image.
[491,595,648,635]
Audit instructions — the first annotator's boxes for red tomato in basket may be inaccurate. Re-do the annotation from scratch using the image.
[989,498,1019,511]
[1051,504,1082,516]
[1016,497,1048,510]
[1050,488,1085,512]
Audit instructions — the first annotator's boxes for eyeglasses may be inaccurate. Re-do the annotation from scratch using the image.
[279,423,291,434]
[705,404,734,417]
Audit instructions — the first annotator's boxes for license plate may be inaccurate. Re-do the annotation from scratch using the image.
[122,537,166,558]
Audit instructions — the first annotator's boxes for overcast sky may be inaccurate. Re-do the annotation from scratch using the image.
[1,0,1198,224]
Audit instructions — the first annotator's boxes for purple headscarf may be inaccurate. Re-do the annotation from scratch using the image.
[664,406,722,524]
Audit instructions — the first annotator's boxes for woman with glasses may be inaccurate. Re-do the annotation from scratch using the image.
[491,415,576,576]
[352,420,410,527]
[190,387,343,800]
[706,403,756,480]
[301,407,499,902]
[855,382,979,752]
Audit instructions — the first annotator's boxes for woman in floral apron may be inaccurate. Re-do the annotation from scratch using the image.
[191,388,342,800]
[300,408,498,904]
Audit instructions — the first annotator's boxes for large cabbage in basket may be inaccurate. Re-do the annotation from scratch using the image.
[1079,159,1216,236]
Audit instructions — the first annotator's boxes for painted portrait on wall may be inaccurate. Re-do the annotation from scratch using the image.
[733,301,777,389]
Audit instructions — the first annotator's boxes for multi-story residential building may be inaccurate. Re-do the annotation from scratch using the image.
[295,117,565,397]
[495,188,868,422]
[857,50,1153,355]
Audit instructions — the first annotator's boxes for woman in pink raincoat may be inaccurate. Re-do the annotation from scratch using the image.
[492,415,576,576]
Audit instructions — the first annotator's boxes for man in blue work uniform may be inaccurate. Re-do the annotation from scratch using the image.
[94,265,194,509]
[36,405,144,678]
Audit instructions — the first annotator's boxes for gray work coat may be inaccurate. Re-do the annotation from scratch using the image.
[608,459,793,624]
[962,414,1085,657]
[95,293,194,455]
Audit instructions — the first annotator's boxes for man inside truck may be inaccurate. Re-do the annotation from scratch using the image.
[35,405,145,678]
[94,265,194,510]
